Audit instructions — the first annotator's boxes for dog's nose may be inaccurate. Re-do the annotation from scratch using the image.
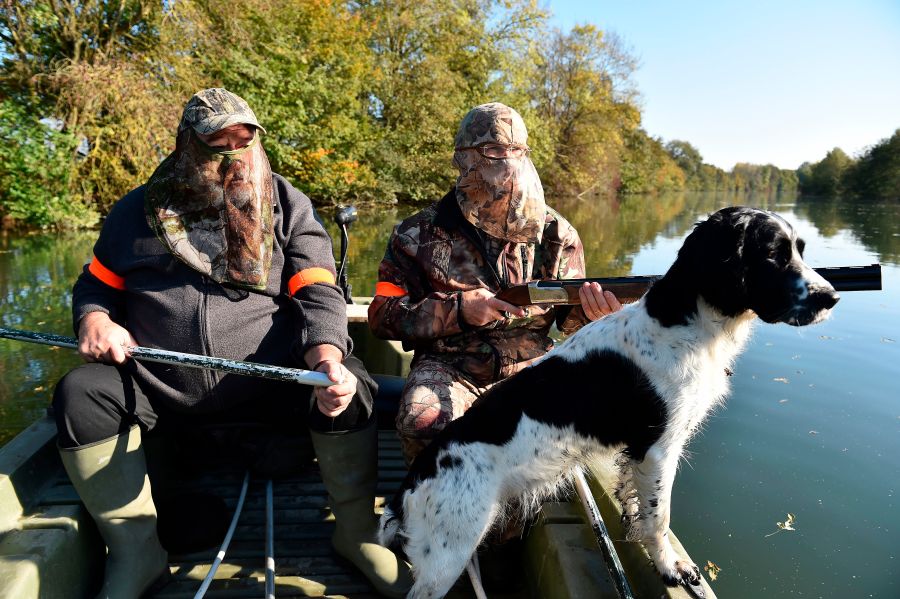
[811,289,840,311]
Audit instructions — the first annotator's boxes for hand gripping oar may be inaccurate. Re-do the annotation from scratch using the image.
[0,327,333,387]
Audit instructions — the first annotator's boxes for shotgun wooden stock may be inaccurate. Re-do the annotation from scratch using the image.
[495,264,882,306]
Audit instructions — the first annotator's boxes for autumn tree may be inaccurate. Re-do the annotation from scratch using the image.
[189,0,380,203]
[359,0,546,201]
[524,26,640,197]
[0,1,204,216]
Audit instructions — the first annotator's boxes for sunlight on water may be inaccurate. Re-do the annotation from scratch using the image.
[1,191,897,598]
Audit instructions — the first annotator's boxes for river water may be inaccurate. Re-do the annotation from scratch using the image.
[0,191,897,598]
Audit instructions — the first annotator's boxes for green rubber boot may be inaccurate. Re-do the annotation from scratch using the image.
[310,420,413,598]
[59,426,169,599]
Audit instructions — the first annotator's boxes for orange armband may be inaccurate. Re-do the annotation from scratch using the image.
[88,256,126,290]
[375,281,407,297]
[288,267,336,296]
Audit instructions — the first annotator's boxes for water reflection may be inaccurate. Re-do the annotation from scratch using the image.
[796,195,900,262]
[0,231,95,445]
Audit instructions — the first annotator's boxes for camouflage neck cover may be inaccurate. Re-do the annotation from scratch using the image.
[145,129,274,290]
[453,102,546,244]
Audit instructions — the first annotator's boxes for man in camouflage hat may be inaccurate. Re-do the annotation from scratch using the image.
[368,102,622,463]
[52,88,411,598]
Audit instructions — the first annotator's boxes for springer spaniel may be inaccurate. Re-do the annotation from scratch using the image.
[379,207,839,598]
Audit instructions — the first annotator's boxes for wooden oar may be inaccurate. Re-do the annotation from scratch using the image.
[0,327,333,387]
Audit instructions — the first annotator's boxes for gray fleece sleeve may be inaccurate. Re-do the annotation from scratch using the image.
[275,176,352,363]
[71,190,139,333]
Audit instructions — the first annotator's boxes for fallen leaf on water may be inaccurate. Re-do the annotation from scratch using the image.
[765,513,797,537]
[779,513,796,531]
[704,560,722,581]
[882,337,895,343]
[33,386,44,392]
[773,377,789,384]
[819,335,833,340]
[809,430,819,436]
[778,399,789,404]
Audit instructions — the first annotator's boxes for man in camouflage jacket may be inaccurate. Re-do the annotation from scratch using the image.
[369,102,622,462]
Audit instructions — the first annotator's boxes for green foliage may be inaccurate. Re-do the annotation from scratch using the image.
[522,26,641,197]
[361,0,549,201]
[0,0,836,229]
[0,99,97,228]
[842,129,900,200]
[804,147,853,196]
[190,0,382,203]
[619,129,685,194]
[665,140,703,181]
[1,0,205,220]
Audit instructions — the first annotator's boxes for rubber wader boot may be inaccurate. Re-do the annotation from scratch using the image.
[59,426,169,599]
[311,420,413,598]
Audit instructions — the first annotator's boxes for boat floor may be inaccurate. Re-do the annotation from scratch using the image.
[45,428,525,599]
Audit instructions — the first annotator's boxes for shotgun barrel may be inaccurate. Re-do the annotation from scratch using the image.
[495,264,882,306]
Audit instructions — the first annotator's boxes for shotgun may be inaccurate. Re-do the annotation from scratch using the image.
[495,264,882,306]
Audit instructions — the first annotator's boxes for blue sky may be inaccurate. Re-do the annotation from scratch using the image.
[546,0,900,170]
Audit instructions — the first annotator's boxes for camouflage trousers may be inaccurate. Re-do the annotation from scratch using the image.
[396,355,494,464]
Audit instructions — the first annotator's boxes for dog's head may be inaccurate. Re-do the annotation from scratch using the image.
[660,206,839,326]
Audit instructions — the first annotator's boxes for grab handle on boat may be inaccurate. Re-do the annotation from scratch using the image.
[573,466,635,599]
[0,327,334,387]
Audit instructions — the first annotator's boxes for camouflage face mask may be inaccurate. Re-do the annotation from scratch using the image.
[452,102,546,244]
[144,129,274,290]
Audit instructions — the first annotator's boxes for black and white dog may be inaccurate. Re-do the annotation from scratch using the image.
[378,207,840,598]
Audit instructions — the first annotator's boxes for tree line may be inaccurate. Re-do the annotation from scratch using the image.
[797,129,900,200]
[0,1,815,230]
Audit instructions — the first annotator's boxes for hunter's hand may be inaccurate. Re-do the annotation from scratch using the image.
[77,311,137,364]
[460,288,526,327]
[313,360,357,417]
[579,282,623,321]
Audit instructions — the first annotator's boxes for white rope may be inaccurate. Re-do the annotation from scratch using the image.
[265,479,275,599]
[465,553,488,599]
[193,470,251,599]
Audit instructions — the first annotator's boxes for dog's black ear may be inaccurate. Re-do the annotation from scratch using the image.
[647,207,754,325]
[689,207,753,316]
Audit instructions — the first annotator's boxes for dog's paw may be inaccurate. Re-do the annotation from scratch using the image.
[660,559,701,586]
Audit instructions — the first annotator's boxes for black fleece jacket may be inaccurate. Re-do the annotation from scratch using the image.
[73,174,350,412]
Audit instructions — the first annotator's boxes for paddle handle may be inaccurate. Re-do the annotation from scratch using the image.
[0,327,333,387]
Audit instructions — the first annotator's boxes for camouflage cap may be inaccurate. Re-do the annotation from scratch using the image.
[178,88,267,135]
[454,102,528,149]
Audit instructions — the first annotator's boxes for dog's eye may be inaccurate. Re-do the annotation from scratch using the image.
[769,240,791,265]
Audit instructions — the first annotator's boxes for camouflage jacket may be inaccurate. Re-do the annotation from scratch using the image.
[368,191,590,385]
